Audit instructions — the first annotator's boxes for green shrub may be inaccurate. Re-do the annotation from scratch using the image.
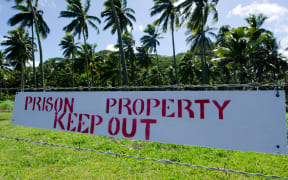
[0,100,14,111]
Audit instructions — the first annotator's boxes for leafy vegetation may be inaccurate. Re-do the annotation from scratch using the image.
[0,101,14,111]
[0,112,288,179]
[0,0,287,91]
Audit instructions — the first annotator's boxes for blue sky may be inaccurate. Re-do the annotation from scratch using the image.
[0,0,288,66]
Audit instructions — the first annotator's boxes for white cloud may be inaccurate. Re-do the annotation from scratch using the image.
[138,25,145,32]
[26,60,40,67]
[106,44,118,51]
[279,36,288,58]
[228,1,288,23]
[38,0,56,8]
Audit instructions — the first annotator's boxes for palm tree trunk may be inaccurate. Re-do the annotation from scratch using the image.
[0,70,2,99]
[155,48,161,83]
[31,21,36,88]
[109,0,128,86]
[240,64,244,84]
[200,24,207,84]
[21,60,24,91]
[117,54,122,86]
[171,26,179,85]
[28,0,44,90]
[82,31,90,89]
[71,54,75,88]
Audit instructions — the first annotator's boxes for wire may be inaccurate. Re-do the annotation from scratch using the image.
[0,135,287,179]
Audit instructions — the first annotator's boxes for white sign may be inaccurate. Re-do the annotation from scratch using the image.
[12,91,287,154]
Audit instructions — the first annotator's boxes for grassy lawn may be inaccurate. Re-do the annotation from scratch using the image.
[0,112,288,179]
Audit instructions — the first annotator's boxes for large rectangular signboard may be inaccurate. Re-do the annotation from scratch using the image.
[12,91,287,154]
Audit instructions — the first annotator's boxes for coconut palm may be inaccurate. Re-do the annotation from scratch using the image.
[121,32,137,84]
[214,27,249,84]
[151,0,180,85]
[0,51,10,97]
[179,52,199,84]
[59,34,80,87]
[8,0,50,88]
[140,24,163,75]
[178,0,218,84]
[1,29,33,91]
[78,43,99,86]
[60,0,101,88]
[101,0,136,86]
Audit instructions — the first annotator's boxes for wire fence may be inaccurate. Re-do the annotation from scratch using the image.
[0,135,287,179]
[1,83,288,91]
[0,84,288,179]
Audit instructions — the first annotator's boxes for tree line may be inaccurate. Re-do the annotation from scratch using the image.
[0,0,287,92]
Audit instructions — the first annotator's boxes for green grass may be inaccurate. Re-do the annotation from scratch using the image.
[0,112,288,179]
[0,100,14,111]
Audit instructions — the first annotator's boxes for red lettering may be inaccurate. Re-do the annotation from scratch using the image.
[212,100,231,120]
[178,99,194,118]
[162,99,175,117]
[147,99,160,116]
[106,98,117,114]
[67,113,77,132]
[78,114,90,133]
[108,117,120,136]
[32,97,41,111]
[140,119,157,140]
[122,118,137,138]
[54,111,66,130]
[25,96,32,110]
[64,98,74,113]
[54,97,63,113]
[90,115,103,134]
[45,97,53,112]
[42,97,46,111]
[133,99,145,115]
[119,98,132,115]
[195,99,210,119]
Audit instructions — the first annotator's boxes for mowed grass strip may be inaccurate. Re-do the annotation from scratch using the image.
[0,112,288,179]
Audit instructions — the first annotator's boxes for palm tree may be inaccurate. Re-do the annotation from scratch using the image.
[59,34,80,87]
[101,0,136,86]
[140,24,163,75]
[121,32,137,84]
[245,14,268,41]
[78,43,99,86]
[186,25,216,52]
[100,52,120,86]
[60,0,101,88]
[214,27,249,84]
[151,0,180,85]
[178,0,218,84]
[179,52,198,84]
[216,25,230,47]
[8,0,50,88]
[0,51,9,98]
[1,29,33,91]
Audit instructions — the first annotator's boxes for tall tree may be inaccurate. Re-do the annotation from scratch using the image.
[101,0,136,86]
[8,0,50,88]
[140,24,163,76]
[121,32,137,84]
[178,0,218,84]
[60,0,101,88]
[1,29,33,91]
[78,43,99,86]
[59,34,80,87]
[151,0,180,85]
[214,27,249,84]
